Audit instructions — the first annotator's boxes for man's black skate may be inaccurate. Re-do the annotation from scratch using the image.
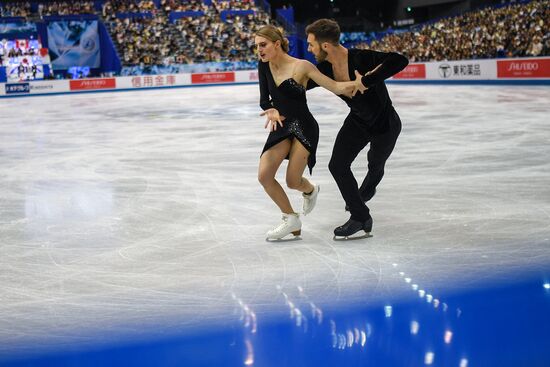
[333,217,373,241]
[345,189,376,212]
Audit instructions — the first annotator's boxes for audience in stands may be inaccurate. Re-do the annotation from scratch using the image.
[104,0,275,66]
[111,16,181,65]
[212,0,255,11]
[358,0,548,61]
[160,0,208,13]
[174,11,272,64]
[1,0,547,72]
[0,2,32,17]
[39,1,95,16]
[103,0,157,21]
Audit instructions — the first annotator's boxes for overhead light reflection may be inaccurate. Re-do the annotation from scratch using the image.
[460,358,469,367]
[410,321,419,335]
[244,339,254,366]
[346,330,354,347]
[294,308,303,326]
[444,330,453,344]
[360,331,367,346]
[384,305,393,318]
[338,334,346,349]
[250,312,257,334]
[543,283,550,290]
[424,351,434,365]
[315,308,323,324]
[310,303,323,324]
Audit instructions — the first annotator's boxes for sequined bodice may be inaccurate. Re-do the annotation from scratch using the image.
[277,78,306,101]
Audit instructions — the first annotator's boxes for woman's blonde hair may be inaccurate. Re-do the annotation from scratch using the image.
[256,25,289,53]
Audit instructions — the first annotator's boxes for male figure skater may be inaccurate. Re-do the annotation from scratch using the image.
[305,19,408,240]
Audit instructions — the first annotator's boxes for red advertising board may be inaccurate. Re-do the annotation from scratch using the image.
[70,78,116,91]
[393,64,426,79]
[497,58,550,78]
[191,72,235,84]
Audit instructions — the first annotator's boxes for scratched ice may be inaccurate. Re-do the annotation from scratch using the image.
[1,84,549,356]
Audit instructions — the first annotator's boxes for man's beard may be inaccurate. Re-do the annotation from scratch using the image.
[315,48,328,62]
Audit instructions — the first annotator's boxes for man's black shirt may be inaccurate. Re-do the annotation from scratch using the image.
[308,49,408,131]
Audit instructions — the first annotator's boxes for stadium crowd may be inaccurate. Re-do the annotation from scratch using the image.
[212,0,256,11]
[359,0,549,61]
[1,0,547,68]
[0,2,32,17]
[106,0,274,65]
[174,12,272,64]
[111,16,181,65]
[160,0,208,13]
[38,1,95,16]
[102,1,157,21]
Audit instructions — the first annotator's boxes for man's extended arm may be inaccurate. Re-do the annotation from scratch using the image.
[360,51,409,87]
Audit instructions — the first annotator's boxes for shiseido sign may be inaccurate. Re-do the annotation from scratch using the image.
[191,72,235,84]
[70,78,116,90]
[497,59,550,78]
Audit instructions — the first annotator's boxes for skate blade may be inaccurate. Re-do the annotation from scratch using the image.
[333,232,372,241]
[266,235,302,243]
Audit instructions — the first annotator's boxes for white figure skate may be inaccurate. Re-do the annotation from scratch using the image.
[302,184,320,215]
[266,213,302,242]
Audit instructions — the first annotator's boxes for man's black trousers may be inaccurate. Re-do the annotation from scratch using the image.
[329,108,402,222]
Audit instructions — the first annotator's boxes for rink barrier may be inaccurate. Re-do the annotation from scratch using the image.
[1,57,548,98]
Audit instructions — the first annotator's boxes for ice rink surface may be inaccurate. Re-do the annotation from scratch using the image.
[1,84,549,357]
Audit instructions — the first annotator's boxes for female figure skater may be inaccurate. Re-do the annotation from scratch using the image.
[256,25,365,241]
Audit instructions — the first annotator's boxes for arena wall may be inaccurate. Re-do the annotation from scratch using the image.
[1,57,548,97]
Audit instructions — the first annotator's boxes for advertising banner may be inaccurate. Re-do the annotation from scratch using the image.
[29,80,69,94]
[5,83,30,94]
[393,64,426,79]
[497,58,550,78]
[425,59,496,80]
[117,74,191,89]
[191,72,235,84]
[69,78,116,91]
[235,70,259,83]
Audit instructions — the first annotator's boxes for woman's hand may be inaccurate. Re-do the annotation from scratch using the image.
[338,81,356,97]
[260,108,286,131]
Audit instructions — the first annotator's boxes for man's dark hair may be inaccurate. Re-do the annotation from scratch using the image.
[305,19,340,45]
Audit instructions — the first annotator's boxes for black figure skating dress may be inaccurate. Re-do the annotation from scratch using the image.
[258,60,319,174]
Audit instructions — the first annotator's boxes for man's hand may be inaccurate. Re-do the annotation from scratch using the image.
[260,108,286,131]
[352,70,368,96]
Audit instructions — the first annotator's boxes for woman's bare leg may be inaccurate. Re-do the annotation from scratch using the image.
[258,139,294,214]
[286,138,314,194]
